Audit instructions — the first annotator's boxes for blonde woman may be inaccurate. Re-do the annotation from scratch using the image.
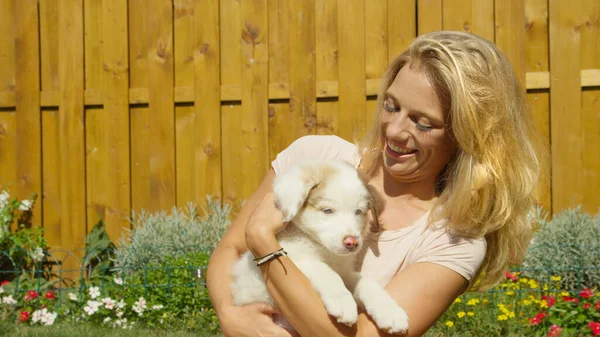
[207,31,545,337]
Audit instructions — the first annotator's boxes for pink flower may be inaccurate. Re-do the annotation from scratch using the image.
[505,270,518,282]
[548,324,562,337]
[580,288,593,299]
[18,311,30,323]
[589,322,600,335]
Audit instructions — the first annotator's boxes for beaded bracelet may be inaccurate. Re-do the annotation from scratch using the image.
[253,248,288,266]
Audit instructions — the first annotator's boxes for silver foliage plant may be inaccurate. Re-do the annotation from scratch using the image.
[523,205,600,293]
[113,197,232,269]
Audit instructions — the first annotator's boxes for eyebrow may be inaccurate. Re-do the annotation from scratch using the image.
[384,91,444,126]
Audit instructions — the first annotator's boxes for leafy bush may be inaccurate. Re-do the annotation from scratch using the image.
[523,206,600,293]
[113,198,231,270]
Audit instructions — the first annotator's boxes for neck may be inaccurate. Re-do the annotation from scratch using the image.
[377,166,439,206]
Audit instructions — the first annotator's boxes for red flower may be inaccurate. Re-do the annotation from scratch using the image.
[580,288,593,299]
[18,311,30,323]
[44,290,54,300]
[548,324,562,337]
[0,280,9,286]
[529,312,547,326]
[562,296,579,303]
[542,295,556,307]
[584,303,592,309]
[504,270,518,282]
[595,301,600,310]
[589,322,600,335]
[24,290,38,302]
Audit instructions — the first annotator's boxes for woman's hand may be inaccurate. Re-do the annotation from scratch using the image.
[219,302,294,337]
[245,192,287,257]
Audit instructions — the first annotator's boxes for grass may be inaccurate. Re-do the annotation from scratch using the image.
[0,321,221,337]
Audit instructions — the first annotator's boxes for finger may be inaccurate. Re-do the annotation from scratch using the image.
[248,302,280,314]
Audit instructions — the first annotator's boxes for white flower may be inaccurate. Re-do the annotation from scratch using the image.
[114,277,124,285]
[32,247,45,262]
[0,287,4,294]
[2,295,16,305]
[83,300,100,315]
[102,297,116,310]
[39,309,57,326]
[132,297,147,316]
[88,286,100,299]
[116,310,124,318]
[0,190,9,207]
[103,317,111,324]
[152,304,163,310]
[19,199,32,211]
[32,310,42,324]
[68,292,78,301]
[117,299,126,309]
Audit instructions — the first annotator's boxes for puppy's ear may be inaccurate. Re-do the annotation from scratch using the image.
[273,163,319,222]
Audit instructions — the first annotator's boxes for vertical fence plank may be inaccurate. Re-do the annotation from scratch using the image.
[338,0,365,141]
[580,0,600,213]
[84,0,107,232]
[240,0,269,200]
[315,0,338,135]
[471,0,494,42]
[417,0,442,35]
[194,0,222,202]
[289,0,316,141]
[0,113,16,195]
[268,0,291,159]
[40,0,61,248]
[147,0,176,211]
[103,0,131,241]
[14,0,41,225]
[388,0,416,62]
[0,0,15,93]
[174,0,195,207]
[220,0,243,206]
[549,0,583,212]
[495,0,526,89]
[58,0,86,252]
[443,0,472,32]
[366,0,388,79]
[525,0,551,212]
[129,0,151,213]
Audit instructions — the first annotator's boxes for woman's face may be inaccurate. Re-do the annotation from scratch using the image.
[379,62,456,185]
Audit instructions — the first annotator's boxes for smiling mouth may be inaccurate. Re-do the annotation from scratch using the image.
[387,141,418,155]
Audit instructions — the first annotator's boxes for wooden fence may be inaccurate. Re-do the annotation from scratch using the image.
[0,0,598,252]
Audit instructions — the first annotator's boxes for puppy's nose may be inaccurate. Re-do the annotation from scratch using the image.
[343,236,359,250]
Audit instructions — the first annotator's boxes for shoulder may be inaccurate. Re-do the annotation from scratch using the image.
[409,224,487,284]
[271,135,360,175]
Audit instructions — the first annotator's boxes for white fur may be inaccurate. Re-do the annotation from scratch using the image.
[230,159,409,334]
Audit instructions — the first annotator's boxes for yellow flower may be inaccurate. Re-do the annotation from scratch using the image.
[551,276,562,282]
[520,278,529,283]
[543,285,548,291]
[506,291,515,296]
[482,299,489,304]
[453,297,462,304]
[561,291,570,297]
[540,300,548,309]
[467,312,475,317]
[457,312,466,319]
[522,299,532,306]
[498,314,508,321]
[467,299,480,306]
[445,321,454,328]
[528,280,539,289]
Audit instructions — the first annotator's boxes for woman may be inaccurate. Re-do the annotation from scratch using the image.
[207,31,544,336]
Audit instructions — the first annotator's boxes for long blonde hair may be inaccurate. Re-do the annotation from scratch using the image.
[358,31,546,291]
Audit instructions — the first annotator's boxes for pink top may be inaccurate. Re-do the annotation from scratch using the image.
[271,135,487,288]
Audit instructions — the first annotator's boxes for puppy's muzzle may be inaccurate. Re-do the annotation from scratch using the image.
[343,235,360,251]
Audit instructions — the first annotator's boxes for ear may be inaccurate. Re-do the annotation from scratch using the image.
[272,163,319,222]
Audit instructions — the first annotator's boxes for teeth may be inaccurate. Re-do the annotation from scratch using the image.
[388,141,416,154]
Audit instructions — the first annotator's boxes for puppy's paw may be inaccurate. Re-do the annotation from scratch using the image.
[321,293,358,326]
[369,303,409,334]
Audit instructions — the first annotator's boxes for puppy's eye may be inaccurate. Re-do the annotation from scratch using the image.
[355,209,363,215]
[322,208,334,214]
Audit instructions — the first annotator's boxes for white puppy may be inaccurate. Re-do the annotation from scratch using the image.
[230,159,409,334]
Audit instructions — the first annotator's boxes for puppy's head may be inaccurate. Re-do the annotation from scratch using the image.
[273,159,378,256]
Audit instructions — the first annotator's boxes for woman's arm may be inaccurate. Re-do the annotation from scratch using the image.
[246,193,469,337]
[206,169,292,337]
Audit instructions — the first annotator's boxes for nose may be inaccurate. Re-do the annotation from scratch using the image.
[343,236,359,250]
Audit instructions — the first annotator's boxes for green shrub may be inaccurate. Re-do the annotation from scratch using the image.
[113,198,231,270]
[523,206,600,293]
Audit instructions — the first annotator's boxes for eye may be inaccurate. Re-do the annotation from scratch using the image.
[322,208,334,214]
[383,99,399,113]
[410,116,433,132]
[355,209,363,215]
